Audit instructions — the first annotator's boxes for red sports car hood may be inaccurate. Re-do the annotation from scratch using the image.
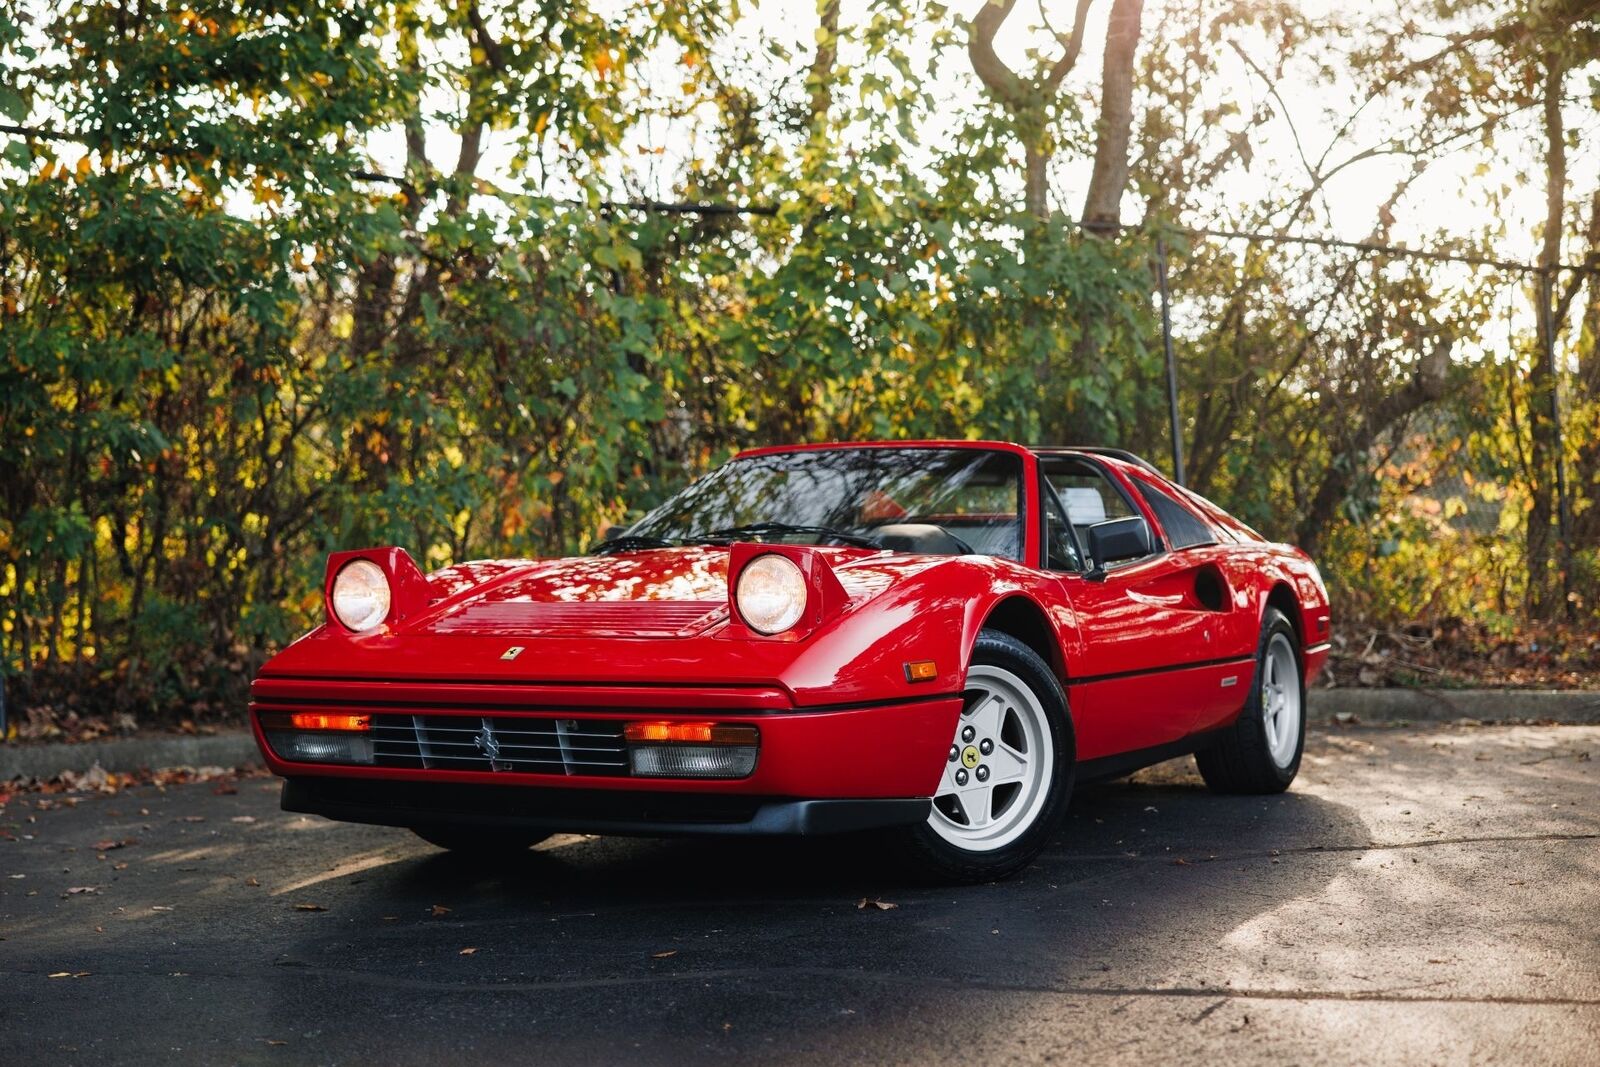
[410,545,906,639]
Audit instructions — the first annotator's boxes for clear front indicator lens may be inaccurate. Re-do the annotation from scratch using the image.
[629,744,758,779]
[735,554,807,634]
[265,731,375,765]
[331,559,391,632]
[625,721,759,778]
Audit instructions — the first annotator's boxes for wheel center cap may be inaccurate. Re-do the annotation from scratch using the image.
[961,745,980,768]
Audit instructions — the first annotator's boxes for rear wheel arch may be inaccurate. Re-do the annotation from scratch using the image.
[1265,581,1302,645]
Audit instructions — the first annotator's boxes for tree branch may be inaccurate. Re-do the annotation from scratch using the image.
[966,0,1027,111]
[1043,0,1096,90]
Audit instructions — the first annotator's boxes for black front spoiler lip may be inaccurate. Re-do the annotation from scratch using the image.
[281,777,930,837]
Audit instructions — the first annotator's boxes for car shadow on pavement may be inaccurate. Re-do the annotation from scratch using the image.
[256,767,1373,1062]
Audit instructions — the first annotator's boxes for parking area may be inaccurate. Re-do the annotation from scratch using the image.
[2,721,1597,1065]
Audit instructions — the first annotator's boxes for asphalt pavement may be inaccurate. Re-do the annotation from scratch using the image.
[2,722,1596,1066]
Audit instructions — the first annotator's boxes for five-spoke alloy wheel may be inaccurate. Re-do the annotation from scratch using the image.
[929,663,1054,852]
[890,629,1074,883]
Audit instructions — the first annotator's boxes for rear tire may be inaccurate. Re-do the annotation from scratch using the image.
[410,827,550,856]
[886,629,1074,883]
[1196,606,1304,794]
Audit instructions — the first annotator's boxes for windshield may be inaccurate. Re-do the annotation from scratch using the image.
[627,448,1025,559]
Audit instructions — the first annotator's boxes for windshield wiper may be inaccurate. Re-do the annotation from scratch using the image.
[696,522,882,550]
[591,534,679,556]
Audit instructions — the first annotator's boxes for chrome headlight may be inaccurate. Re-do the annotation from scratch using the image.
[331,559,391,632]
[735,554,807,634]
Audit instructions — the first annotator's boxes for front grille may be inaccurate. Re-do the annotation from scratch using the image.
[370,714,628,776]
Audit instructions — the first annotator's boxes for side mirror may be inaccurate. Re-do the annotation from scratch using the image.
[1086,516,1153,579]
[601,523,627,542]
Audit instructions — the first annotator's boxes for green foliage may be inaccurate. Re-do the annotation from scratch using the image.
[1,0,1596,726]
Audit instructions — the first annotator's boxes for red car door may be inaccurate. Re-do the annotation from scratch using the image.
[1059,550,1247,760]
[1038,457,1254,762]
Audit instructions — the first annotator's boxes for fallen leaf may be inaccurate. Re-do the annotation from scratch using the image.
[293,903,327,912]
[265,1039,288,1046]
[231,816,256,824]
[431,904,451,917]
[212,783,239,796]
[1173,858,1190,866]
[151,905,174,912]
[93,839,134,851]
[856,898,898,911]
[652,950,678,958]
[245,877,260,887]
[113,863,128,871]
[459,947,478,955]
[64,886,99,895]
[179,816,206,823]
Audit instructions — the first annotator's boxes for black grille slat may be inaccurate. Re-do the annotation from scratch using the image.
[368,713,629,776]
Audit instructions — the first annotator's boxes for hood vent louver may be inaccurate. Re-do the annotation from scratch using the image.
[430,600,726,638]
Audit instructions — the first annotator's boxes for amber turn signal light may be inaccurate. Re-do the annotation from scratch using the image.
[903,660,938,683]
[623,721,758,745]
[259,711,371,732]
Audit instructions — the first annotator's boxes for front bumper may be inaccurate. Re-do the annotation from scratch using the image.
[282,777,930,836]
[251,677,961,803]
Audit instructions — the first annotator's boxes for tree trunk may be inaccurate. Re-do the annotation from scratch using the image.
[808,0,840,125]
[1525,54,1566,618]
[1296,339,1450,555]
[1024,140,1050,221]
[1080,0,1143,230]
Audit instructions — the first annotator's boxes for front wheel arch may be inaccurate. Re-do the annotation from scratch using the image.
[970,594,1068,689]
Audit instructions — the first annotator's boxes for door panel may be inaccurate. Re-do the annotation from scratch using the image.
[1061,548,1248,759]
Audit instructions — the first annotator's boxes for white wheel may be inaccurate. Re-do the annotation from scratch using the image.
[1262,631,1301,769]
[928,663,1055,853]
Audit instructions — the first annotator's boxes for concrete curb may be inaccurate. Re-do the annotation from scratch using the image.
[1,733,261,780]
[2,689,1598,778]
[1311,688,1600,724]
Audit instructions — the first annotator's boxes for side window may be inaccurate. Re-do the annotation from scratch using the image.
[1040,458,1138,552]
[1039,478,1083,571]
[1133,479,1218,550]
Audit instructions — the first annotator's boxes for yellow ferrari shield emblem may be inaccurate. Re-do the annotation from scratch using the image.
[962,745,980,768]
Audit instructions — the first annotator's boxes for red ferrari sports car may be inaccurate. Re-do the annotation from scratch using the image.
[251,441,1329,881]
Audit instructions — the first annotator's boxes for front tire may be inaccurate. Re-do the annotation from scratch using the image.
[1196,606,1304,794]
[888,629,1074,883]
[410,827,550,856]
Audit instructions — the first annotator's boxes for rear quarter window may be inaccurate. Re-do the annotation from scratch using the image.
[1131,479,1218,550]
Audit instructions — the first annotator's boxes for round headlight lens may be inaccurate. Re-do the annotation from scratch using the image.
[331,559,391,632]
[735,554,808,635]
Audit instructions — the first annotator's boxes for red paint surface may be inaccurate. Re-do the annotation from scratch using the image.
[253,442,1330,808]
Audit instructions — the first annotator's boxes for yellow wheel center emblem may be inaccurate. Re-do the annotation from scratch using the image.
[961,745,980,768]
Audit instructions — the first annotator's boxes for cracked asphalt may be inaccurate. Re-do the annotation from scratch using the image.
[3,722,1597,1066]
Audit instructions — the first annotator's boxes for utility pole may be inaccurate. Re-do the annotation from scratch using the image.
[1156,237,1185,485]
